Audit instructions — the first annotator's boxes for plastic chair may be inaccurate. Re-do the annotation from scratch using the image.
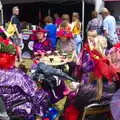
[82,103,110,120]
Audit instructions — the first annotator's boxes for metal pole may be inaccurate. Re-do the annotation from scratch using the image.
[1,8,4,25]
[48,8,51,16]
[82,0,85,40]
[0,0,3,25]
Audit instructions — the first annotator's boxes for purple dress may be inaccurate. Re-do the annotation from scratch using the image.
[0,69,49,118]
[33,39,52,52]
[76,50,95,84]
[81,50,95,84]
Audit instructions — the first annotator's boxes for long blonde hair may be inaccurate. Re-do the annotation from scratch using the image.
[95,36,107,56]
[87,30,97,50]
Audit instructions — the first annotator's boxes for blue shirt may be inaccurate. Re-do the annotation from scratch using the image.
[103,15,118,44]
[44,24,57,49]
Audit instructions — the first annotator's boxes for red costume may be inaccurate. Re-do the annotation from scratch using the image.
[64,104,80,120]
[84,44,118,81]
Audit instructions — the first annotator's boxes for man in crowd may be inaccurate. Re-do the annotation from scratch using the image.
[101,8,119,49]
[10,6,23,62]
[87,11,102,34]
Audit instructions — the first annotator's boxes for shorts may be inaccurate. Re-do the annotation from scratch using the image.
[11,35,23,47]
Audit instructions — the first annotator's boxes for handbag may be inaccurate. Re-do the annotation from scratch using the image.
[7,16,16,36]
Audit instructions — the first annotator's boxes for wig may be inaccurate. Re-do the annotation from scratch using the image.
[87,30,97,50]
[94,36,107,56]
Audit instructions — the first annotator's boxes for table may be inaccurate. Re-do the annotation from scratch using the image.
[40,55,71,66]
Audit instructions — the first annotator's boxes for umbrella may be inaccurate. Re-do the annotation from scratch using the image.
[110,88,120,120]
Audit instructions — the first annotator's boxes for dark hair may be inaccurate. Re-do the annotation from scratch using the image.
[44,16,53,23]
[0,32,7,39]
[62,14,70,21]
[18,64,28,73]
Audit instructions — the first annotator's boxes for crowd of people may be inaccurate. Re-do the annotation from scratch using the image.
[0,5,120,120]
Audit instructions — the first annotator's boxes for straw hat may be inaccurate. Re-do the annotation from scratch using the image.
[57,30,73,39]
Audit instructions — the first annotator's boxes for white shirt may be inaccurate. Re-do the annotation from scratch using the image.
[103,15,119,44]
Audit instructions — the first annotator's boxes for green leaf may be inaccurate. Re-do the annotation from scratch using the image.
[0,42,6,53]
[6,44,16,55]
[0,42,16,55]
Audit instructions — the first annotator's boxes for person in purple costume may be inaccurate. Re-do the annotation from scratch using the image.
[0,68,50,120]
[75,48,95,84]
[31,62,74,104]
[81,50,95,84]
[33,29,52,53]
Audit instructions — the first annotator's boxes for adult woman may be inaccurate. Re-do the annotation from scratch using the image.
[56,29,76,59]
[71,12,82,55]
[9,6,23,62]
[57,29,77,77]
[76,30,117,95]
[58,14,71,32]
[33,29,52,53]
[75,30,97,84]
[63,34,117,120]
[87,11,102,34]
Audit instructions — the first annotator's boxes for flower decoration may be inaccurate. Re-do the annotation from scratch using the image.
[0,38,16,55]
[0,37,17,69]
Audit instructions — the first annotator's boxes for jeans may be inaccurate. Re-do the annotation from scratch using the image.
[74,34,82,55]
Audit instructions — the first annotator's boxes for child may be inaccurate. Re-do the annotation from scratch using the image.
[33,29,52,53]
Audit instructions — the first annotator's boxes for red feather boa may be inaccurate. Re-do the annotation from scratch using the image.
[84,44,118,81]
